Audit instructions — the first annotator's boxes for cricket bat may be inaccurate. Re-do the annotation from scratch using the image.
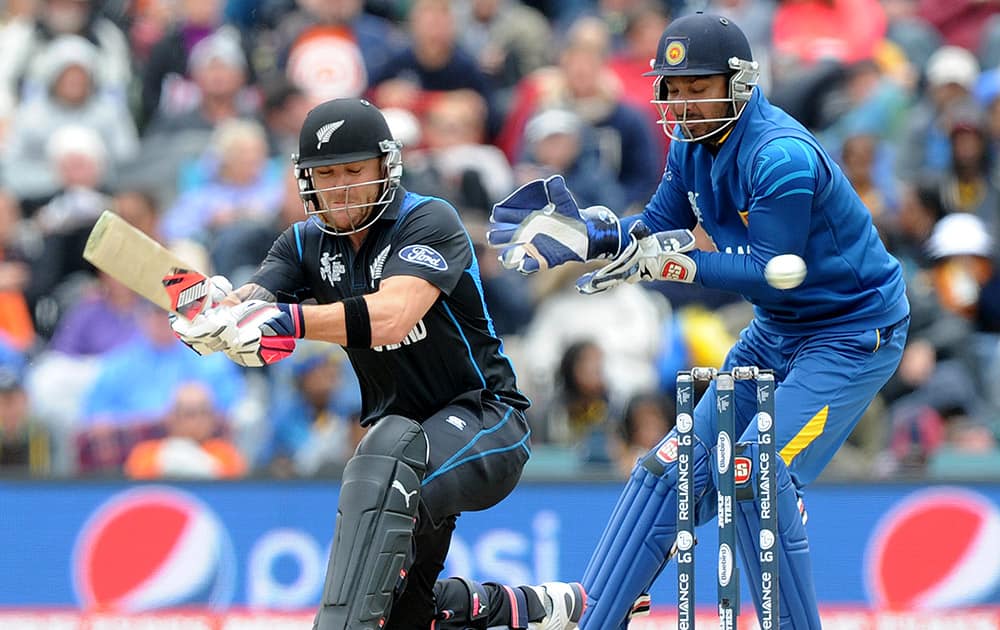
[83,210,213,320]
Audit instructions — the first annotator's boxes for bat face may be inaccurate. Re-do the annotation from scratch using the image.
[83,210,210,320]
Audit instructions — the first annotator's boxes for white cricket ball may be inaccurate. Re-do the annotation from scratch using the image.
[764,254,807,290]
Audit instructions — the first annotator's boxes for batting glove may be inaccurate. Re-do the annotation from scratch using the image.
[576,221,697,294]
[488,175,623,274]
[170,275,236,356]
[224,300,305,368]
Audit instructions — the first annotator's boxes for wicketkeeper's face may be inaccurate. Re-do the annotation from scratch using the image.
[654,74,733,142]
[309,156,385,232]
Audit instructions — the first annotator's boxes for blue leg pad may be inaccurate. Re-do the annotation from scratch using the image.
[579,432,713,629]
[732,442,821,630]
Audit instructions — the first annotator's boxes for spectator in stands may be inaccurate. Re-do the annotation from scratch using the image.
[926,213,999,328]
[264,341,362,477]
[24,125,112,336]
[519,264,665,418]
[74,300,246,475]
[110,189,161,238]
[144,26,258,138]
[27,191,161,474]
[879,212,997,479]
[125,380,246,479]
[0,191,34,351]
[917,0,1000,53]
[840,132,900,232]
[0,0,132,129]
[123,0,175,65]
[935,103,1000,234]
[514,107,627,210]
[135,28,260,207]
[541,340,619,466]
[261,77,315,158]
[819,54,915,152]
[160,118,283,283]
[772,0,886,69]
[972,66,1000,179]
[369,0,498,133]
[606,3,670,162]
[702,0,775,56]
[0,362,49,475]
[769,0,888,130]
[403,90,514,220]
[270,0,404,102]
[896,45,980,180]
[882,178,945,280]
[80,300,245,431]
[456,0,552,97]
[498,16,661,210]
[0,0,34,25]
[611,390,674,479]
[47,272,142,357]
[882,0,941,73]
[1,35,138,206]
[140,0,255,128]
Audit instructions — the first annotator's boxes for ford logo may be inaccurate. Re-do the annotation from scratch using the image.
[398,245,448,271]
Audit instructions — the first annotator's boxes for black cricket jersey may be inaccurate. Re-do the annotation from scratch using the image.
[250,188,530,425]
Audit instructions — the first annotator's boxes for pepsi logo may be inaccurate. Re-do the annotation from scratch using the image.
[72,486,236,611]
[864,487,1000,609]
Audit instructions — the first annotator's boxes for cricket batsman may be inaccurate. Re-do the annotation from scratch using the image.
[171,97,586,630]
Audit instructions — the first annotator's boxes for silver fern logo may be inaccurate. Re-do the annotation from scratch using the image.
[370,244,391,287]
[316,120,345,148]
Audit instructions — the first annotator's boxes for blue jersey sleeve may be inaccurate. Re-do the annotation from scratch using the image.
[691,137,820,299]
[626,146,697,233]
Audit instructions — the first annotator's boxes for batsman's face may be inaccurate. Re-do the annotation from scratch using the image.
[661,74,731,140]
[310,156,384,231]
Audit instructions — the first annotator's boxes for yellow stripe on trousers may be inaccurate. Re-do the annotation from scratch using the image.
[779,405,829,466]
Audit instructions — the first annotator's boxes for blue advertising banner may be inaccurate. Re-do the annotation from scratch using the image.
[1,481,999,612]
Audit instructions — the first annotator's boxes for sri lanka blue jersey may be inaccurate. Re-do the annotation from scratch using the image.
[629,89,908,334]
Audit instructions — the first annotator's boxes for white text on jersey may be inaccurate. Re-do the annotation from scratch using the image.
[373,319,428,352]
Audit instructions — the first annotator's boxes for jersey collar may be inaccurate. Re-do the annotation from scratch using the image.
[378,185,407,222]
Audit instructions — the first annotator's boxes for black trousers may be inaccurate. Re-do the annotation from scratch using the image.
[385,389,532,629]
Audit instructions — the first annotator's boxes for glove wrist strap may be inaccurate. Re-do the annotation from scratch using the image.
[280,303,306,338]
[585,210,623,259]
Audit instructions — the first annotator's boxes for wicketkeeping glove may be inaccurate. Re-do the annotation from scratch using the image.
[169,275,236,356]
[224,300,305,368]
[576,221,697,294]
[487,174,623,274]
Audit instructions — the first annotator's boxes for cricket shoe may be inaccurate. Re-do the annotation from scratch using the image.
[527,582,587,630]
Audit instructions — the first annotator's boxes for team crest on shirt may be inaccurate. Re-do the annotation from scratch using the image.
[320,252,345,286]
[399,245,447,271]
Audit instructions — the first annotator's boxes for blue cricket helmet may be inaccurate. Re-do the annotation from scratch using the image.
[646,13,759,143]
[645,12,753,77]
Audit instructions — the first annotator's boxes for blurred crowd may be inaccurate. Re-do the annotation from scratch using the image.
[0,0,998,482]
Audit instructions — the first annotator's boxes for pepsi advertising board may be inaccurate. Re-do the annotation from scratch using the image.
[2,481,1000,627]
